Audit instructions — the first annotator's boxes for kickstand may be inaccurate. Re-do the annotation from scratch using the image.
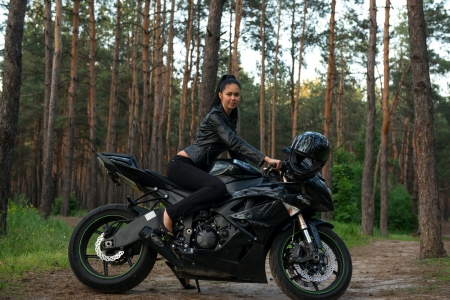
[195,279,201,293]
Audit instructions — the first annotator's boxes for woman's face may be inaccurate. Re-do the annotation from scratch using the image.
[219,83,241,116]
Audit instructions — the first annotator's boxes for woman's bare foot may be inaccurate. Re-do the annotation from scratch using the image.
[163,209,173,232]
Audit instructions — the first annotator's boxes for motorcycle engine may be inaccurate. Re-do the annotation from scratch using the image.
[194,214,236,249]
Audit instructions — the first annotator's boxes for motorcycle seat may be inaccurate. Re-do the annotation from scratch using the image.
[144,169,183,190]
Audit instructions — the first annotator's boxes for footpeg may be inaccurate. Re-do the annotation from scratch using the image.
[139,226,184,268]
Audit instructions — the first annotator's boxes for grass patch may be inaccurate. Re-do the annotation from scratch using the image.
[331,220,419,248]
[418,257,450,282]
[0,199,73,284]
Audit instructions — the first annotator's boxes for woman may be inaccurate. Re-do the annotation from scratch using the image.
[160,74,281,239]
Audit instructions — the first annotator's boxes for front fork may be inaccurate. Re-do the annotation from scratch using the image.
[297,214,322,263]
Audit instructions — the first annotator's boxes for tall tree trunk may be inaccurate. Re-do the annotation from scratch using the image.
[232,0,243,78]
[407,0,447,259]
[322,0,336,221]
[31,112,41,208]
[105,0,121,205]
[40,0,62,218]
[379,0,390,236]
[271,0,282,158]
[128,0,142,155]
[150,0,164,172]
[227,4,233,74]
[61,0,80,216]
[43,0,53,177]
[259,0,266,153]
[0,0,27,235]
[198,0,226,122]
[361,0,377,236]
[177,0,194,151]
[190,4,201,144]
[87,0,98,211]
[292,0,308,140]
[156,0,169,174]
[336,50,344,147]
[165,0,176,167]
[400,118,410,185]
[141,0,151,169]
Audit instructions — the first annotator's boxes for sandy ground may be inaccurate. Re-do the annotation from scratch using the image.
[2,221,450,300]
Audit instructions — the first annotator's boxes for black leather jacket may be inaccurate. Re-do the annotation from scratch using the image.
[184,105,266,169]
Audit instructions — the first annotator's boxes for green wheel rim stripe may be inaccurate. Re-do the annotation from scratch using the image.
[79,214,143,279]
[281,230,346,295]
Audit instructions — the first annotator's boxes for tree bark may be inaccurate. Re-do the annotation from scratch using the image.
[140,0,151,169]
[177,0,194,152]
[40,0,62,218]
[104,0,121,205]
[361,0,377,236]
[336,50,344,147]
[292,0,308,140]
[232,0,244,78]
[87,0,98,211]
[379,0,390,236]
[43,0,53,174]
[198,0,226,122]
[400,118,410,186]
[190,4,201,144]
[0,0,27,235]
[165,0,176,167]
[156,0,169,174]
[271,0,282,158]
[322,0,336,221]
[150,0,164,172]
[407,0,447,259]
[61,0,80,216]
[128,0,142,155]
[259,0,266,153]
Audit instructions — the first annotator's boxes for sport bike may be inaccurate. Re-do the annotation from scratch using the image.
[68,132,352,300]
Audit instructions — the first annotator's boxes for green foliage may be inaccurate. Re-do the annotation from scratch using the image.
[0,196,73,282]
[387,185,417,232]
[331,150,363,224]
[52,192,78,216]
[331,220,418,249]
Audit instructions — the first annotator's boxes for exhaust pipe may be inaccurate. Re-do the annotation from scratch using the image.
[139,226,184,268]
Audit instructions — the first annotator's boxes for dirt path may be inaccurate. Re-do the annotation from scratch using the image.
[3,222,450,300]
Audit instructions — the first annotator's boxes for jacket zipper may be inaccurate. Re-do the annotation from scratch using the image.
[206,146,211,165]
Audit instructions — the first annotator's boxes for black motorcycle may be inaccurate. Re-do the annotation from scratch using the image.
[68,132,352,300]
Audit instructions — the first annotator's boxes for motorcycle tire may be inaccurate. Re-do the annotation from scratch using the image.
[269,225,352,300]
[68,204,157,293]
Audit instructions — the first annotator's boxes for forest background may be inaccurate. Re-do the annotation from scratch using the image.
[1,0,449,236]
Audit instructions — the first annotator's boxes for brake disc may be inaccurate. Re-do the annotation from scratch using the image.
[95,233,124,262]
[294,243,336,282]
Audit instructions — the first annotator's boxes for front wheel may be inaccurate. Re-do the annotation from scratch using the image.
[269,225,352,300]
[68,204,157,293]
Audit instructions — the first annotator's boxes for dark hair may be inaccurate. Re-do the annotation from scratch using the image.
[211,74,242,118]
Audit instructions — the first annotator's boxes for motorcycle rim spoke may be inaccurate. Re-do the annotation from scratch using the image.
[79,215,144,278]
[103,261,109,276]
[282,232,341,293]
[127,257,133,267]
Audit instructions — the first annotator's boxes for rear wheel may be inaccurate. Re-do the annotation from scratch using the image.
[68,205,157,293]
[269,225,352,300]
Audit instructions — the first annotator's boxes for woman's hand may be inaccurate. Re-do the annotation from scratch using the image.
[264,157,282,171]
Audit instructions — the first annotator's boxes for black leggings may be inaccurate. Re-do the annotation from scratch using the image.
[165,155,227,221]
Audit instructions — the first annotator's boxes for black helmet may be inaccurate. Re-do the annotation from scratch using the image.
[289,131,330,180]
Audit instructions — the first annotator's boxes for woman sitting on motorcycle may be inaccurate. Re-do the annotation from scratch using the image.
[159,74,281,239]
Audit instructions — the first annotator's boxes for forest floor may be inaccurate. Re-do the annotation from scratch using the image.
[2,219,450,300]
